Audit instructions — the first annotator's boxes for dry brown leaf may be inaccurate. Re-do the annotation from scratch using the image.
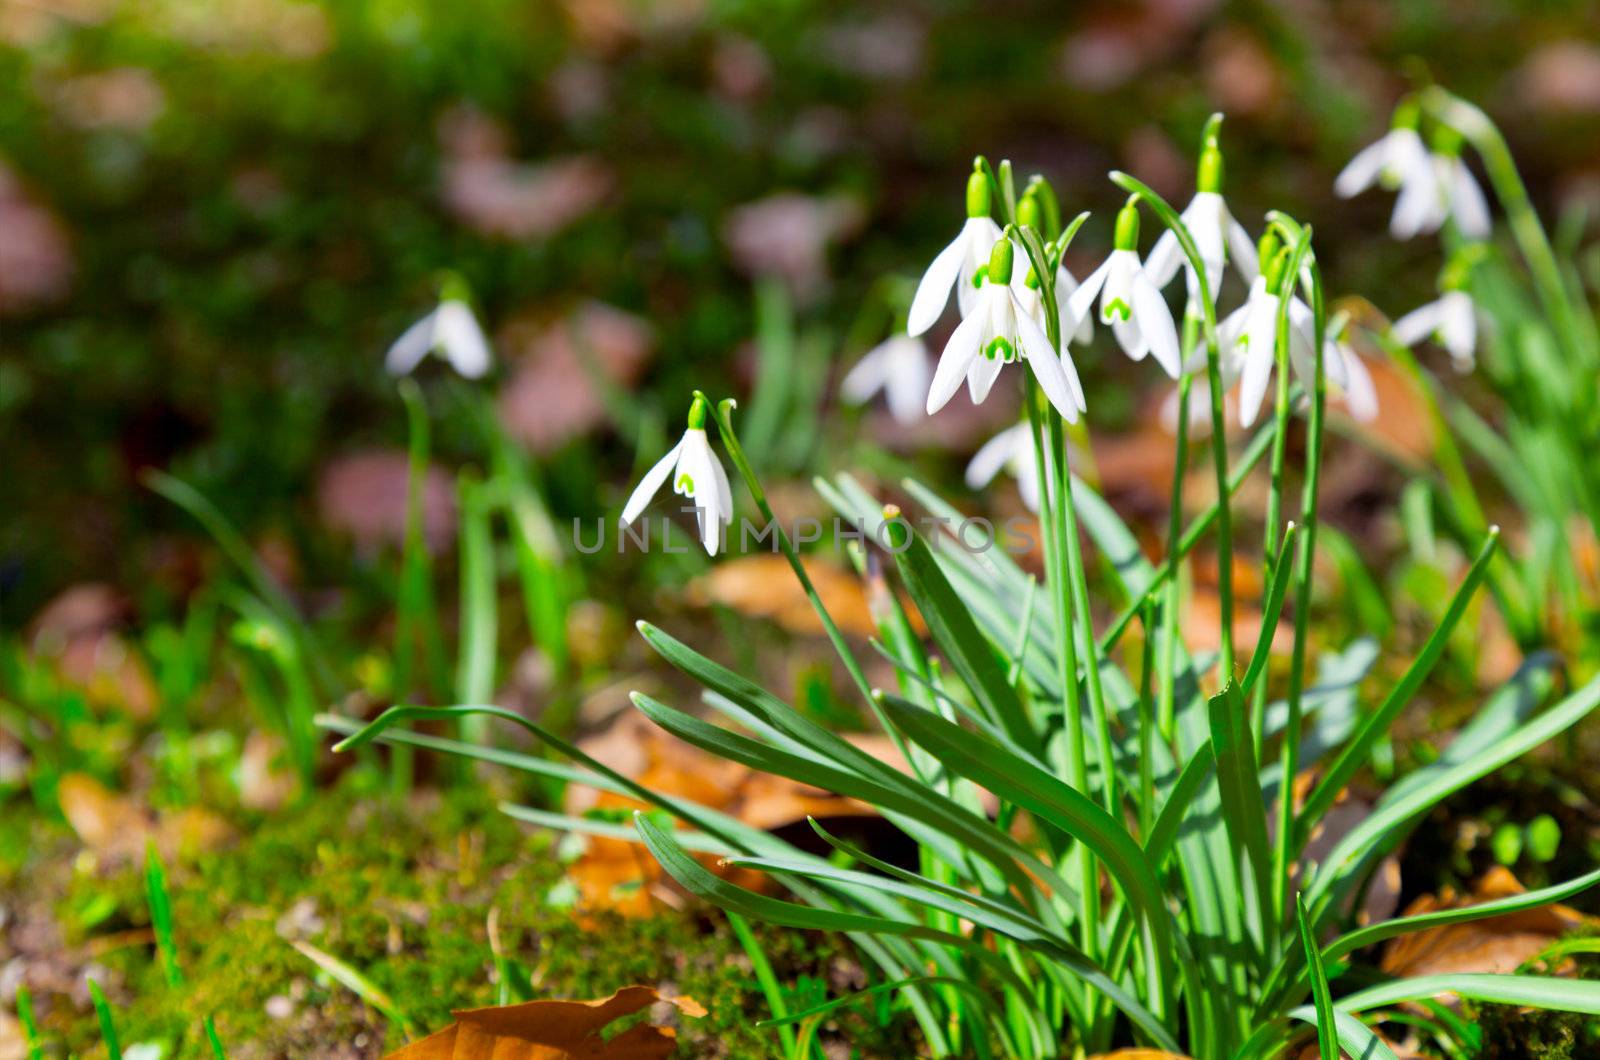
[1381,866,1587,984]
[57,773,232,865]
[388,985,705,1059]
[688,554,876,638]
[563,713,873,919]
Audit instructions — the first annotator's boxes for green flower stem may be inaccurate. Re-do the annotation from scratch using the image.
[1272,236,1325,941]
[1110,169,1236,682]
[1161,313,1199,741]
[1253,230,1316,763]
[707,395,880,714]
[1100,391,1284,657]
[1422,87,1596,370]
[396,379,450,706]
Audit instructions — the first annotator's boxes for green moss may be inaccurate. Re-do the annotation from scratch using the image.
[22,771,909,1057]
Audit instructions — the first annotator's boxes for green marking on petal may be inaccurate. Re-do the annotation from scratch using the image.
[675,472,695,493]
[985,337,1015,362]
[1105,297,1132,321]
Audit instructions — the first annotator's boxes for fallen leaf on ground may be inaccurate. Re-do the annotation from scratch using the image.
[564,713,874,918]
[57,773,232,865]
[1381,865,1588,984]
[687,554,876,637]
[388,985,705,1059]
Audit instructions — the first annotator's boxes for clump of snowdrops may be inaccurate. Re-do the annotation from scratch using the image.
[338,93,1600,1058]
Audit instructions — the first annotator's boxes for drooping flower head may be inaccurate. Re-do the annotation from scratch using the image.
[1334,98,1437,241]
[908,160,1005,336]
[1323,311,1379,423]
[840,333,931,425]
[1065,198,1182,377]
[385,275,493,379]
[1392,245,1485,373]
[926,233,1086,421]
[1215,233,1352,427]
[620,393,733,555]
[1144,125,1258,307]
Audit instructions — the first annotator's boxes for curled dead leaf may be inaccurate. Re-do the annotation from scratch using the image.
[1381,866,1588,986]
[387,985,705,1059]
[562,713,874,919]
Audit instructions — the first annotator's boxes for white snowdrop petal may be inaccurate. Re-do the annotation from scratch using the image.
[908,230,969,336]
[1334,138,1390,198]
[926,294,990,414]
[839,346,891,405]
[966,426,1022,490]
[384,311,438,376]
[1226,217,1259,282]
[1131,267,1181,377]
[1144,228,1183,289]
[435,301,492,378]
[1450,163,1492,239]
[1338,345,1379,422]
[620,440,685,527]
[1392,300,1444,346]
[1064,258,1112,337]
[967,351,1004,405]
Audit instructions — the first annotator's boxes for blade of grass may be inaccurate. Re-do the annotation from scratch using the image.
[1296,894,1338,1060]
[291,940,415,1036]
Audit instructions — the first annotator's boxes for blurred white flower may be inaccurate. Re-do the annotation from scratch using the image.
[966,423,1042,512]
[1334,102,1436,240]
[1390,128,1492,241]
[1323,313,1379,422]
[1065,200,1181,376]
[620,396,733,555]
[840,333,930,425]
[385,292,492,379]
[1393,289,1478,373]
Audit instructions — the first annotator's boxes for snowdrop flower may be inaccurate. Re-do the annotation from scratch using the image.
[1216,241,1349,427]
[1065,200,1182,377]
[1426,126,1491,239]
[384,281,492,379]
[926,236,1085,421]
[965,423,1046,511]
[1144,135,1258,305]
[620,395,733,555]
[1392,251,1482,373]
[1334,100,1435,240]
[840,333,930,424]
[1323,312,1379,422]
[908,162,1005,336]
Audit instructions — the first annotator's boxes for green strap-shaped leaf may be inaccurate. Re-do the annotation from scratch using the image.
[1336,974,1600,1014]
[1207,682,1274,954]
[635,813,1056,1056]
[1298,529,1499,840]
[875,693,1181,1005]
[888,518,1039,752]
[1295,895,1338,1060]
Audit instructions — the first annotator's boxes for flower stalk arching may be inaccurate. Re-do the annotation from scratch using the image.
[1110,168,1237,682]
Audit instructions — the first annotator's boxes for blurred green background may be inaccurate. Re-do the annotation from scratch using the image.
[3,0,1598,620]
